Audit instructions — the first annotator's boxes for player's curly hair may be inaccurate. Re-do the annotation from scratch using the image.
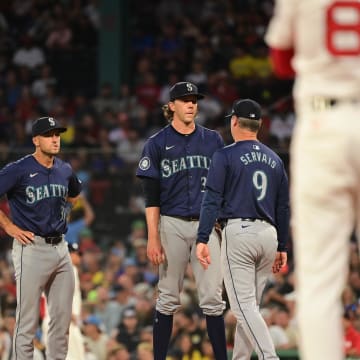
[162,104,174,123]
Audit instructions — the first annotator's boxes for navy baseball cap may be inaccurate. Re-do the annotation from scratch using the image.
[169,82,205,101]
[225,99,262,121]
[32,116,67,136]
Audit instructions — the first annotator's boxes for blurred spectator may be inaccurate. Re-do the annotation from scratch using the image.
[134,292,154,328]
[2,309,16,360]
[139,325,153,344]
[31,64,57,99]
[208,70,239,110]
[14,85,37,123]
[269,100,295,149]
[78,228,101,257]
[74,113,100,147]
[114,307,141,355]
[157,22,183,59]
[0,195,11,253]
[12,35,45,70]
[82,250,104,291]
[0,320,12,359]
[4,70,22,110]
[46,19,72,50]
[271,307,298,349]
[0,108,12,145]
[126,219,147,252]
[127,176,145,214]
[116,128,145,166]
[108,111,129,146]
[201,337,215,359]
[185,60,207,88]
[135,71,161,112]
[159,73,180,104]
[66,194,95,245]
[84,1,101,30]
[136,341,153,360]
[121,257,143,284]
[252,45,273,79]
[38,84,61,114]
[349,270,360,299]
[106,343,130,360]
[71,13,98,50]
[223,309,236,352]
[101,285,137,336]
[228,47,254,79]
[342,285,357,309]
[117,84,144,118]
[68,151,91,192]
[170,309,206,356]
[92,83,120,114]
[262,269,295,309]
[173,331,203,359]
[197,93,223,126]
[343,311,360,358]
[82,315,109,360]
[72,93,97,121]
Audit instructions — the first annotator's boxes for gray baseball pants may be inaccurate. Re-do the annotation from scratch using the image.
[222,219,279,360]
[156,215,225,316]
[12,236,74,360]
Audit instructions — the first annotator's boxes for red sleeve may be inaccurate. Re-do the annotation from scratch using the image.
[39,294,46,320]
[269,47,295,79]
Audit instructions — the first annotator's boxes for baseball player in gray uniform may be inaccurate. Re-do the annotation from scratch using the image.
[0,117,82,360]
[196,99,290,360]
[266,1,360,359]
[136,82,227,359]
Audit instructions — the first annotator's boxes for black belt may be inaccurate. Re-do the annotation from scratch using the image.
[169,215,199,222]
[43,235,63,245]
[219,218,257,230]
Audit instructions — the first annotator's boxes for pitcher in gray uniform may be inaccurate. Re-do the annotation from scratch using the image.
[196,99,290,360]
[0,117,82,360]
[136,82,227,360]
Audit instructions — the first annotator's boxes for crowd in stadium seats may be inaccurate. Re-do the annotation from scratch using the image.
[0,1,358,359]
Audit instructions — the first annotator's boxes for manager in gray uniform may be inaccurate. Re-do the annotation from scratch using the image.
[196,99,290,360]
[0,117,82,360]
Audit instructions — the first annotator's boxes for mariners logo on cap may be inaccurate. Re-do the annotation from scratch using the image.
[49,117,55,126]
[139,157,150,171]
[186,83,193,92]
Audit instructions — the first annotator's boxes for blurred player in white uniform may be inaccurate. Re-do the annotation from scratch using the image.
[265,1,360,359]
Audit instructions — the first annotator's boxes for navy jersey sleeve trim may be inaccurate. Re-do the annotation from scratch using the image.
[142,177,160,207]
[197,188,222,244]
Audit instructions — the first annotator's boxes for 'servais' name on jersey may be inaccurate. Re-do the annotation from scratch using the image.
[240,151,277,168]
[26,184,68,204]
[161,155,211,178]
